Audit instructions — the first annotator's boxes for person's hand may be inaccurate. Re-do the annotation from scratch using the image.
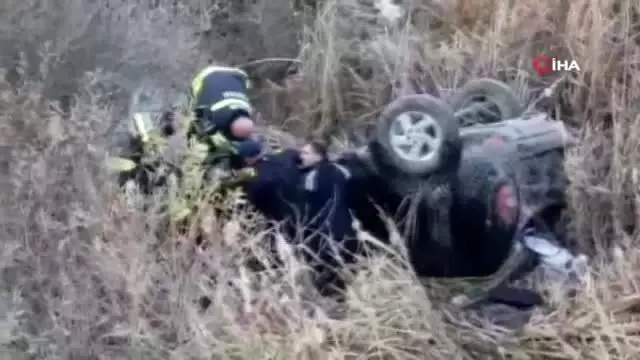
[215,167,255,188]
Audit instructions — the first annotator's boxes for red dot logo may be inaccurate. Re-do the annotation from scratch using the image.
[532,55,553,75]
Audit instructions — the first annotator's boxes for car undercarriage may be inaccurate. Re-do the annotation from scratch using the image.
[336,78,586,308]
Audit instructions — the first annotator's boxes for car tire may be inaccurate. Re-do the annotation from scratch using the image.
[374,94,460,176]
[450,78,524,125]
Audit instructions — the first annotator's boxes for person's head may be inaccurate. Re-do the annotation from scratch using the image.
[191,108,256,140]
[230,115,256,140]
[235,139,263,165]
[299,138,328,168]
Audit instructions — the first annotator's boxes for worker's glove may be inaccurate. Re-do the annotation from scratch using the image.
[215,167,255,188]
[211,167,255,196]
[232,167,257,180]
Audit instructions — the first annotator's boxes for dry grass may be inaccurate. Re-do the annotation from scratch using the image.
[1,0,640,358]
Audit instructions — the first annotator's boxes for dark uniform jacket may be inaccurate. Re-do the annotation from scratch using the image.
[238,149,304,234]
[301,160,357,264]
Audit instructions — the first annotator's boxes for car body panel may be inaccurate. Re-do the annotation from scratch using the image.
[340,112,574,278]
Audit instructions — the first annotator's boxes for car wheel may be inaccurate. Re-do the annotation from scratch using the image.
[374,94,460,176]
[450,78,524,126]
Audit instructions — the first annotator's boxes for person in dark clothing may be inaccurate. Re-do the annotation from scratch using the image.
[234,141,304,238]
[235,139,359,296]
[298,140,358,297]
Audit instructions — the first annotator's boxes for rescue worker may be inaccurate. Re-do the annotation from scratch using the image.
[186,65,257,165]
[106,65,257,195]
[298,139,358,297]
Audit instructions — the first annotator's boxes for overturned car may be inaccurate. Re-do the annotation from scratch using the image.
[335,78,584,307]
